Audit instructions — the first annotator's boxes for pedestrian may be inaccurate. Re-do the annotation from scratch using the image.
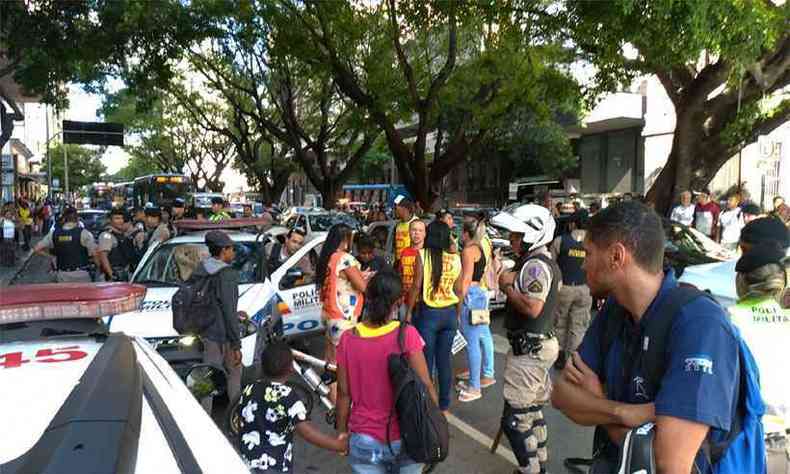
[741,202,764,223]
[239,340,348,473]
[17,199,33,251]
[669,190,695,226]
[209,196,231,222]
[193,230,242,407]
[355,234,387,273]
[693,188,721,240]
[317,223,369,403]
[393,196,418,263]
[435,209,458,253]
[95,207,137,282]
[491,204,559,474]
[405,220,462,414]
[771,196,790,227]
[336,269,437,474]
[552,201,766,473]
[0,207,18,267]
[135,205,170,253]
[398,219,426,315]
[549,210,592,371]
[168,197,187,237]
[727,218,789,473]
[33,206,97,282]
[455,218,496,403]
[719,194,744,251]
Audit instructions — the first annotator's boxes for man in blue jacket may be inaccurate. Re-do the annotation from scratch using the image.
[552,201,765,474]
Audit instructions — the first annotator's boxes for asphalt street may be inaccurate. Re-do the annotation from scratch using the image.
[12,257,595,474]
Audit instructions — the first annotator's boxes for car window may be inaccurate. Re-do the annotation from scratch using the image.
[135,241,264,284]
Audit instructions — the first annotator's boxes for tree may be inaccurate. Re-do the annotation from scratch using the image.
[110,154,160,182]
[564,0,790,212]
[43,144,107,190]
[276,0,579,210]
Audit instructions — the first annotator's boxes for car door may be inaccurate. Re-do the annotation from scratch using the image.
[270,235,325,337]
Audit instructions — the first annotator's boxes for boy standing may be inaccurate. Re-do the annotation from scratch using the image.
[239,341,347,472]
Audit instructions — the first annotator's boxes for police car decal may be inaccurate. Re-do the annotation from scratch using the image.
[0,345,88,369]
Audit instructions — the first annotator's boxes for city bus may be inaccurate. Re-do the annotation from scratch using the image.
[112,181,134,209]
[87,182,114,210]
[132,174,192,209]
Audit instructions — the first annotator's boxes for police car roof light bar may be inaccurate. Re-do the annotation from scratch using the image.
[0,283,146,324]
[173,218,273,232]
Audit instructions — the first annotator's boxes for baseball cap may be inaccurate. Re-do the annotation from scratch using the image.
[736,245,786,273]
[394,195,411,206]
[741,203,762,216]
[740,217,789,249]
[205,230,233,248]
[211,196,224,205]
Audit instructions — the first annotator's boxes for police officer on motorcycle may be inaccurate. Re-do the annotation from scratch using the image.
[491,204,560,474]
[34,206,97,282]
[96,207,137,282]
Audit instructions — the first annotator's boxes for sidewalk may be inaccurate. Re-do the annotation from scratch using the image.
[0,236,40,287]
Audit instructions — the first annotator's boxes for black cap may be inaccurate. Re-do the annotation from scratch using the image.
[740,217,789,248]
[741,203,762,216]
[736,246,786,273]
[211,196,224,205]
[173,197,185,208]
[205,230,233,248]
[144,206,161,217]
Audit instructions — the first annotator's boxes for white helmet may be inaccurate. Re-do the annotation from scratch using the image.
[491,204,556,252]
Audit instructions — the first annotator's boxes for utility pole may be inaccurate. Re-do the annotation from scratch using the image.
[64,143,69,202]
[46,105,51,199]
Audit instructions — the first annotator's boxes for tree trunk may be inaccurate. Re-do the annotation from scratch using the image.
[319,179,342,210]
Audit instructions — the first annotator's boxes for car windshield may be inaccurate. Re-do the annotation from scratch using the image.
[1,318,107,343]
[666,222,718,255]
[308,214,359,232]
[134,240,264,285]
[79,212,107,228]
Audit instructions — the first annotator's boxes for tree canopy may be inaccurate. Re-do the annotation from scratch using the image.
[43,144,107,190]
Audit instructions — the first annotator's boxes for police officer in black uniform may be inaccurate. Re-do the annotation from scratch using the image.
[96,207,137,282]
[493,204,561,474]
[34,206,97,282]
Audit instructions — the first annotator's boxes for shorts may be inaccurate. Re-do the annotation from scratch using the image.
[325,318,356,346]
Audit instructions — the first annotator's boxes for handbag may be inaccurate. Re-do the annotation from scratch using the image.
[466,285,490,325]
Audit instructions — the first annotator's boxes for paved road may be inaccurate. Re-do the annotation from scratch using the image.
[12,260,595,473]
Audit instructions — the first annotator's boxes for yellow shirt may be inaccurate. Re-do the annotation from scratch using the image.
[479,236,493,290]
[420,249,461,308]
[18,208,32,226]
[394,216,417,261]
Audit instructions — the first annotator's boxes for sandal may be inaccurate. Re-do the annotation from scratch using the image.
[455,370,470,381]
[458,388,482,402]
[480,377,496,389]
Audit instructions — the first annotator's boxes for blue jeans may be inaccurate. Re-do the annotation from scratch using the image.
[349,433,422,474]
[413,303,457,410]
[460,304,495,390]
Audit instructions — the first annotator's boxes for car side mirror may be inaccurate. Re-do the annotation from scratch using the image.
[285,268,304,281]
[185,364,227,400]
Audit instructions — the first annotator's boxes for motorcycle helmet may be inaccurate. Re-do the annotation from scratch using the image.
[491,204,555,252]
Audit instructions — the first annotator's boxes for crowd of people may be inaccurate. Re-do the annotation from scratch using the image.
[0,197,56,267]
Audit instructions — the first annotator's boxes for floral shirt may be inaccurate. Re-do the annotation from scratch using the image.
[238,381,308,472]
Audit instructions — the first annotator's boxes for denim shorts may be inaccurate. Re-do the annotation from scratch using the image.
[348,432,422,474]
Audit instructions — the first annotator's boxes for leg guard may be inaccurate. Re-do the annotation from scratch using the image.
[501,403,544,474]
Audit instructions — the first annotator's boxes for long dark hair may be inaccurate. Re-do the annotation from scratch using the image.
[316,223,353,291]
[425,221,451,295]
[363,268,402,325]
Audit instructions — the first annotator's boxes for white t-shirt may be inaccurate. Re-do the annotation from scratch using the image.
[670,204,695,226]
[719,207,744,245]
[1,219,15,239]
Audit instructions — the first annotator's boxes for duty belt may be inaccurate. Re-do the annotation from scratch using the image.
[507,331,555,357]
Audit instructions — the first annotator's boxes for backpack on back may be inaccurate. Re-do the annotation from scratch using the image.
[172,269,223,335]
[596,286,766,473]
[387,322,449,464]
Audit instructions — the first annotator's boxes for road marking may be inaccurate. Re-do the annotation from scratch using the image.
[445,412,517,466]
[493,334,510,355]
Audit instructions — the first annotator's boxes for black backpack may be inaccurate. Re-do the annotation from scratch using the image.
[594,285,742,465]
[387,321,449,464]
[172,270,224,335]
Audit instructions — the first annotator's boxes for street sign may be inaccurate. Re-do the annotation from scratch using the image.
[53,178,60,188]
[62,120,124,146]
[508,182,519,200]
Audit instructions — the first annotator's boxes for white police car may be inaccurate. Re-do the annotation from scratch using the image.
[0,283,247,473]
[677,259,739,308]
[108,224,326,371]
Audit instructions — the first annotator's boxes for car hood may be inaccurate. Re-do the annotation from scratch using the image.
[678,259,738,307]
[0,338,103,464]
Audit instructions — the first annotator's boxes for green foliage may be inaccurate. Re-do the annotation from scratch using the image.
[43,144,107,189]
[110,154,160,182]
[350,144,394,184]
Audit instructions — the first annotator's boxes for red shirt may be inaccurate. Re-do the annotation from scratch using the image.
[336,323,424,443]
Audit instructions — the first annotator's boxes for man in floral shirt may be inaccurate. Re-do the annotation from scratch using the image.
[238,341,347,473]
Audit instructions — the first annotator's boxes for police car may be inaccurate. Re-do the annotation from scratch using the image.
[108,222,326,372]
[0,283,247,473]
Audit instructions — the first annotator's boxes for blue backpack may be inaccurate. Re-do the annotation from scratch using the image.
[597,286,766,473]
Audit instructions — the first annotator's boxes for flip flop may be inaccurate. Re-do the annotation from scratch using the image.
[458,388,482,402]
[480,378,496,389]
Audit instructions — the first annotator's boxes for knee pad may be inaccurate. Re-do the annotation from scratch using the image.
[502,405,542,470]
[617,423,656,474]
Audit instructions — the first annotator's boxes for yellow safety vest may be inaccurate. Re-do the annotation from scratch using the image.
[420,248,461,308]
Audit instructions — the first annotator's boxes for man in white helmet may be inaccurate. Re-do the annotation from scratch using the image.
[492,204,561,474]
